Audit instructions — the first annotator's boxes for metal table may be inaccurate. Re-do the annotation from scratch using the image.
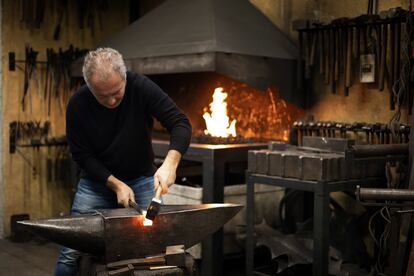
[152,140,267,276]
[245,172,381,276]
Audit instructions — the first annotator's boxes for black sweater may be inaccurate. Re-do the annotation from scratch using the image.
[66,71,192,183]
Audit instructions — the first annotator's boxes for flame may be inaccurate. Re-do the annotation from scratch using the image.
[203,87,237,137]
[141,211,153,226]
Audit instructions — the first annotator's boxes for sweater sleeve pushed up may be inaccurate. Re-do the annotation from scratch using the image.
[141,77,192,155]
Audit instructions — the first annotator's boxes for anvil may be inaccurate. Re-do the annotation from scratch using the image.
[18,203,242,262]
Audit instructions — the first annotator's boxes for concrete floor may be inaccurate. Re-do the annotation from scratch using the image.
[2,238,366,275]
[0,238,244,276]
[0,238,61,275]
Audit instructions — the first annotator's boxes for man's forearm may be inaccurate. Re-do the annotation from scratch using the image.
[106,175,124,192]
[163,150,182,170]
[106,175,136,207]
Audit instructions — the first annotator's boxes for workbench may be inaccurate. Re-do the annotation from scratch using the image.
[245,172,381,276]
[152,140,267,276]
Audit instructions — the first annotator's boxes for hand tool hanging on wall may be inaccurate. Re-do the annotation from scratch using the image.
[331,19,340,94]
[76,0,85,29]
[309,29,317,70]
[54,0,104,39]
[401,11,414,114]
[383,7,410,112]
[35,0,46,28]
[54,49,64,114]
[10,45,88,115]
[19,0,36,27]
[44,48,51,115]
[302,27,312,81]
[291,20,307,101]
[323,29,330,84]
[291,120,410,145]
[355,12,379,84]
[330,26,336,94]
[344,22,353,96]
[22,45,38,112]
[393,18,402,104]
[334,21,340,91]
[298,27,305,89]
[53,0,68,40]
[327,28,335,93]
[19,0,46,28]
[387,9,399,110]
[78,0,108,37]
[389,7,412,120]
[9,120,51,153]
[375,22,382,87]
[317,23,325,76]
[353,18,362,87]
[44,48,55,116]
[339,22,345,91]
[331,17,350,95]
[18,0,109,39]
[293,5,412,109]
[378,17,388,91]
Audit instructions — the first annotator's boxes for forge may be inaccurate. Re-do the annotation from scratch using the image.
[150,72,306,143]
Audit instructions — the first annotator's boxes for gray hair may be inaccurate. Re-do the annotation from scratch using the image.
[82,47,127,89]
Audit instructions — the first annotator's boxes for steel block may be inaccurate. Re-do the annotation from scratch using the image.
[268,141,288,151]
[283,151,302,179]
[248,150,259,172]
[256,150,271,174]
[302,136,355,152]
[268,151,284,176]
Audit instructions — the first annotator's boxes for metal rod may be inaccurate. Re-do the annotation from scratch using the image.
[350,143,408,158]
[357,186,414,201]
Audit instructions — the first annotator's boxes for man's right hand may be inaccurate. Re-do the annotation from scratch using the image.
[106,175,135,207]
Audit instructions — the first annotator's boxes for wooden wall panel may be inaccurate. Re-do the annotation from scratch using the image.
[1,0,129,236]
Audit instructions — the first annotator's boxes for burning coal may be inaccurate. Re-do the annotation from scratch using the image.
[202,81,306,141]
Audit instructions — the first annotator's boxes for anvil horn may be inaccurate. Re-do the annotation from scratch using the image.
[18,203,242,261]
[18,214,105,255]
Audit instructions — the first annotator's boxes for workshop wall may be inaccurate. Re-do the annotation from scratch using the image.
[251,0,411,124]
[252,1,414,274]
[1,0,130,237]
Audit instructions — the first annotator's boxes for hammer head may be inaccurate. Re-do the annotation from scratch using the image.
[145,198,162,221]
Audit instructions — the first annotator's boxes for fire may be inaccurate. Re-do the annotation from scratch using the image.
[203,87,237,137]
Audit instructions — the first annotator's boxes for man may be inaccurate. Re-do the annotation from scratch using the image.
[54,47,192,275]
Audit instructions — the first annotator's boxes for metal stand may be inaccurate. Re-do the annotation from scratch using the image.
[152,140,266,276]
[245,172,381,276]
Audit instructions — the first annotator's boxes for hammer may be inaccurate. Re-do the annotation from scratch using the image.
[128,199,143,215]
[145,186,163,221]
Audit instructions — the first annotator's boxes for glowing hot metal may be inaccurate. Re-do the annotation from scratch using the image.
[141,211,153,226]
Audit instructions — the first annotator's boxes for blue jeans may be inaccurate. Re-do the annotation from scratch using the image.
[54,176,155,276]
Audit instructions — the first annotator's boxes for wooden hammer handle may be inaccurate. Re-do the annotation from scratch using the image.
[155,185,163,199]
